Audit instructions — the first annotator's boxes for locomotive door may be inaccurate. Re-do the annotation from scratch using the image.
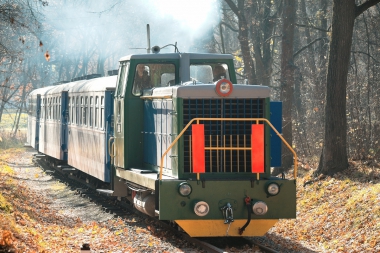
[113,61,130,169]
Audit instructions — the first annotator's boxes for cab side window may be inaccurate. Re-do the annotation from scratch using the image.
[116,62,130,97]
[132,64,151,96]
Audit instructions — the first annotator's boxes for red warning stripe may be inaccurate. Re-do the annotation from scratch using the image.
[251,124,264,173]
[192,124,205,173]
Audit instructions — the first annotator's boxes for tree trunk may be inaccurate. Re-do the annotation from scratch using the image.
[317,0,354,175]
[299,0,318,76]
[317,0,380,175]
[13,83,27,137]
[316,0,328,113]
[280,0,296,170]
[225,0,257,84]
[248,0,275,87]
[261,0,275,87]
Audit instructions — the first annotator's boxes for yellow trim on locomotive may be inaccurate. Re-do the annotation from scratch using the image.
[175,219,278,237]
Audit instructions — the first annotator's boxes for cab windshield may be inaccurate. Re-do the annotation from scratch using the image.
[190,63,230,84]
[132,63,175,96]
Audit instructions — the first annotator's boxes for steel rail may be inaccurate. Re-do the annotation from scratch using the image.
[252,241,280,253]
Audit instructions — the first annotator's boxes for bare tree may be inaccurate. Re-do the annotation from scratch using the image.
[224,0,257,84]
[317,0,380,175]
[280,0,296,169]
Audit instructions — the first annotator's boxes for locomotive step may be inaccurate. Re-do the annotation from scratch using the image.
[57,165,75,171]
[62,168,76,171]
[96,189,114,196]
[130,168,156,174]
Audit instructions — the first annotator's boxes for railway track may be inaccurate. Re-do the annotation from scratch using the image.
[33,154,280,253]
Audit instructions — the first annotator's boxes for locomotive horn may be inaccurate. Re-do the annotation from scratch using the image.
[152,46,160,54]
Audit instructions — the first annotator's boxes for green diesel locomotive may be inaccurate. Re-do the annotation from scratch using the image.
[27,50,297,237]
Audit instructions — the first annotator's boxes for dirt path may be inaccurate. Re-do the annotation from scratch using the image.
[2,148,202,252]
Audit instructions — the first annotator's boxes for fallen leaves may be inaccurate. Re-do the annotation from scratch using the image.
[0,230,14,247]
[269,160,380,252]
[0,148,191,252]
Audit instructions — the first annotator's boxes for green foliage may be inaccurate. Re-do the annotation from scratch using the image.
[0,130,27,149]
[0,193,13,213]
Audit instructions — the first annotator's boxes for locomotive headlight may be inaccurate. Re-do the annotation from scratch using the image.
[252,201,268,215]
[267,182,280,196]
[219,82,230,93]
[178,182,192,196]
[215,79,233,97]
[194,201,209,216]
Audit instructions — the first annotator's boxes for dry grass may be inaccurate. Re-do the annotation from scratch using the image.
[0,113,28,149]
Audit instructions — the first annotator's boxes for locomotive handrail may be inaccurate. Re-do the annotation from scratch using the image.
[108,137,115,163]
[159,118,298,180]
[140,95,172,100]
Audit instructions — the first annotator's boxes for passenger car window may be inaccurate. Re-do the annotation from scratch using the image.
[84,97,88,126]
[68,97,71,124]
[59,97,61,122]
[95,96,99,128]
[76,97,79,125]
[89,96,93,127]
[100,96,104,129]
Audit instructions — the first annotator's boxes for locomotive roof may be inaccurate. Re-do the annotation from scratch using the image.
[119,53,234,62]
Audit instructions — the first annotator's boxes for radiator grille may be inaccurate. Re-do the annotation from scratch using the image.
[183,98,265,173]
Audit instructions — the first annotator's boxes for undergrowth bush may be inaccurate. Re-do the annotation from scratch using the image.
[0,129,26,149]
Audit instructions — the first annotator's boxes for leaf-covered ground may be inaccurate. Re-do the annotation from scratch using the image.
[268,160,380,253]
[0,148,379,252]
[0,148,200,253]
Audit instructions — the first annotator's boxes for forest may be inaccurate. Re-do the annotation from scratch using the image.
[1,0,380,175]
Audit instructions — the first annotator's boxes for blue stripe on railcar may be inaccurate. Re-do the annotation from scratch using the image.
[104,90,114,182]
[270,101,282,167]
[61,91,69,161]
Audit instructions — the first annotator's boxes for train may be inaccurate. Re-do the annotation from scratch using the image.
[26,50,297,237]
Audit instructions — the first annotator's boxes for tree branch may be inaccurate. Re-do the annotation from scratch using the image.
[355,0,380,18]
[293,37,328,58]
[224,0,243,20]
[220,21,239,32]
[296,23,330,32]
[351,50,380,63]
